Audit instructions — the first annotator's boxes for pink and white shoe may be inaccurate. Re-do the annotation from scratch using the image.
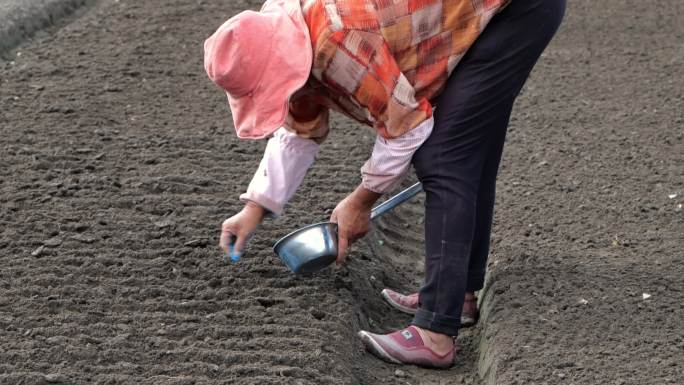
[381,288,480,327]
[461,294,479,327]
[358,326,455,368]
[381,289,418,314]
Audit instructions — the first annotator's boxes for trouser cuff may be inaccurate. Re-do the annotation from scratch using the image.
[411,308,460,336]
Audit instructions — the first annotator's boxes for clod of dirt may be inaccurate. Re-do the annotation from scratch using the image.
[47,299,64,314]
[309,308,326,320]
[71,234,96,244]
[154,219,175,228]
[256,297,282,308]
[65,222,89,232]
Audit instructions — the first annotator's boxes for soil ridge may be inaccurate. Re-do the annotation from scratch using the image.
[0,0,95,56]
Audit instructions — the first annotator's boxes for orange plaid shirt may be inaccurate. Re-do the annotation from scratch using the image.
[286,0,510,140]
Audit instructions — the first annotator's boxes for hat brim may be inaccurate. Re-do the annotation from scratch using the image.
[227,1,312,140]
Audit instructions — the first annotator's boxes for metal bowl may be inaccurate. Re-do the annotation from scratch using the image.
[273,222,338,275]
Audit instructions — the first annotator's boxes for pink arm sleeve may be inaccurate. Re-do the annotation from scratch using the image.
[240,127,320,216]
[361,116,434,193]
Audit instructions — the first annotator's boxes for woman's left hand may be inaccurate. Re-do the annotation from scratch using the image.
[330,185,381,265]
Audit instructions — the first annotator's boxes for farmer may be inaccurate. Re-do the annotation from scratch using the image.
[204,0,565,368]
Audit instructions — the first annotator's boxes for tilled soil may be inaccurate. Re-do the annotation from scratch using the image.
[0,0,682,384]
[474,1,683,383]
[0,0,477,384]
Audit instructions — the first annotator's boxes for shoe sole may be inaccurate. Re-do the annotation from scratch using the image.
[381,289,417,315]
[357,331,402,364]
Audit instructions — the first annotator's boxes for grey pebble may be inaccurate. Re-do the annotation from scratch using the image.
[184,238,208,247]
[31,246,45,257]
[394,369,407,378]
[43,237,62,247]
[44,373,67,383]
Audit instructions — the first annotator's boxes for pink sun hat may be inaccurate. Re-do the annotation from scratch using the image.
[203,0,312,140]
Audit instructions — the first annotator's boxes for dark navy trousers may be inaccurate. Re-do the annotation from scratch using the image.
[411,0,566,336]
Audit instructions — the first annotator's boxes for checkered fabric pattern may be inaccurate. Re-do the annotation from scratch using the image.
[287,0,509,139]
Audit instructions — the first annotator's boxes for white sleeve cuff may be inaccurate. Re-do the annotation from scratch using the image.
[361,116,434,194]
[240,127,319,216]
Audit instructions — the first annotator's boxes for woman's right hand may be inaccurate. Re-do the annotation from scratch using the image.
[219,201,266,257]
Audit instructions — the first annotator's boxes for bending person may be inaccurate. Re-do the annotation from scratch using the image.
[204,0,565,368]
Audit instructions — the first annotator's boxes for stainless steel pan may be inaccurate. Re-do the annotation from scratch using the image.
[273,182,423,274]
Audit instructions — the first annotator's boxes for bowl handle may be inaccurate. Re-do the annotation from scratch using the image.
[370,182,423,220]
